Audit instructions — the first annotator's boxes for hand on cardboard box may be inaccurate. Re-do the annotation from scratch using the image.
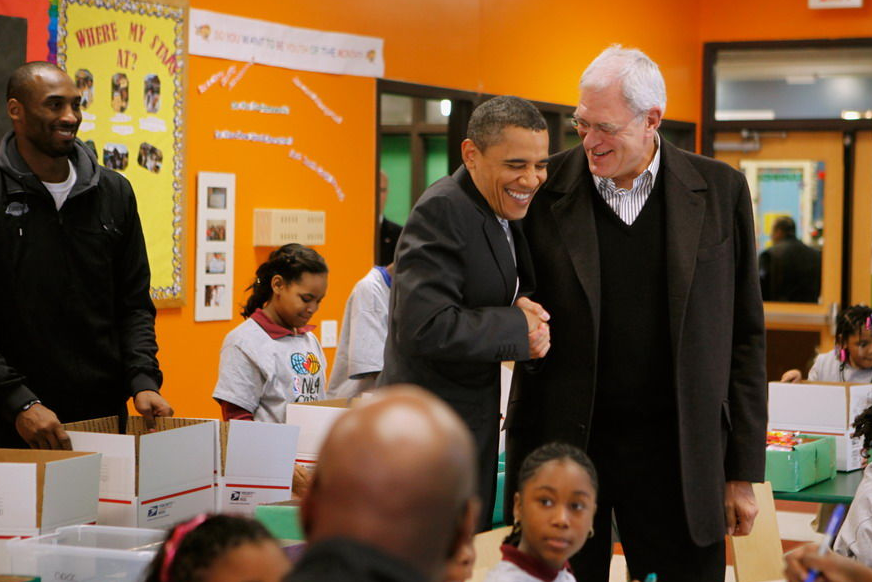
[784,543,872,582]
[134,390,175,430]
[15,402,72,450]
[781,369,803,382]
[725,480,758,536]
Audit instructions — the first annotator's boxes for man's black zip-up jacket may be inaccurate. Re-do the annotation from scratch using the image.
[0,133,162,446]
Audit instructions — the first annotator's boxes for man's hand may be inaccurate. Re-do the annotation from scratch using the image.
[515,297,551,359]
[784,543,872,582]
[133,390,174,431]
[725,480,758,536]
[15,403,71,450]
[781,369,803,383]
[293,463,312,500]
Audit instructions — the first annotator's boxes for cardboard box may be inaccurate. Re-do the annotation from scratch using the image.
[7,524,163,581]
[215,420,300,515]
[285,398,355,469]
[768,381,872,470]
[65,416,216,529]
[765,434,836,492]
[0,449,101,539]
[783,429,864,472]
[768,381,872,432]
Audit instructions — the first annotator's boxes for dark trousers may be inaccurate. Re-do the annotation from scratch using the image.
[571,426,726,582]
[446,389,500,533]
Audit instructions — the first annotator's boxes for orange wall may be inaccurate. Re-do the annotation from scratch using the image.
[701,0,872,41]
[477,0,702,121]
[156,0,706,418]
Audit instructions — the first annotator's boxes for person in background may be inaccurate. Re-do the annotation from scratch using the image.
[505,45,766,582]
[0,62,171,450]
[379,95,552,532]
[782,305,872,384]
[212,243,328,499]
[378,171,402,266]
[287,386,480,582]
[759,215,821,303]
[780,306,872,539]
[143,514,290,582]
[213,243,329,421]
[327,263,393,399]
[485,443,598,582]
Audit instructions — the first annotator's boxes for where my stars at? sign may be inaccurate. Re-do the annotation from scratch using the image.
[59,0,185,304]
[72,19,180,76]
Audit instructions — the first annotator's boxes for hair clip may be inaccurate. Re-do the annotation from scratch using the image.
[866,315,871,330]
[160,514,209,582]
[840,348,848,363]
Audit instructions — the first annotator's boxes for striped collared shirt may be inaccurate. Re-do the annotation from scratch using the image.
[592,133,661,225]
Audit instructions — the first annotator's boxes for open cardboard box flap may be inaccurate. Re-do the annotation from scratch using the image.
[0,448,100,533]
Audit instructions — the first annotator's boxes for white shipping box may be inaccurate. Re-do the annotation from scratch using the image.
[768,381,872,471]
[65,417,216,529]
[285,399,354,469]
[215,420,300,515]
[768,381,872,432]
[0,449,101,538]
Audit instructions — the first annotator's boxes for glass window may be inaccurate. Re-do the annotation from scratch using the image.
[715,47,872,121]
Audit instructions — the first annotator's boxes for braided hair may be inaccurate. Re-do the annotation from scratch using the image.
[503,442,598,546]
[241,243,328,318]
[854,405,872,459]
[835,305,872,370]
[142,514,278,582]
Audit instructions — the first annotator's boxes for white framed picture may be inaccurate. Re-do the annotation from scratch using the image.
[195,172,236,321]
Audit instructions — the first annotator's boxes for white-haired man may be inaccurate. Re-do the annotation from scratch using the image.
[505,45,766,581]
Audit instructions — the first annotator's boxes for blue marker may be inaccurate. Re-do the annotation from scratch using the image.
[803,503,847,582]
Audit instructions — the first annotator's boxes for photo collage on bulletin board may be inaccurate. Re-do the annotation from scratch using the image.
[195,172,236,321]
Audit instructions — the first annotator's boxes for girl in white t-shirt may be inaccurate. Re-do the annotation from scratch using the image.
[782,305,872,384]
[213,243,329,423]
[484,443,598,582]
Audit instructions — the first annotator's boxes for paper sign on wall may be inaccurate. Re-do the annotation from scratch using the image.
[188,8,384,78]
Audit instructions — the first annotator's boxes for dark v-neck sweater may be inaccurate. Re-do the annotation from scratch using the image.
[590,172,675,438]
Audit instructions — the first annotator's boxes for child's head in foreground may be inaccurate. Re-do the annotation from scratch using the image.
[506,442,598,570]
[143,514,290,582]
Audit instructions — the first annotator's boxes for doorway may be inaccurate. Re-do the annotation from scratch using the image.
[703,39,872,380]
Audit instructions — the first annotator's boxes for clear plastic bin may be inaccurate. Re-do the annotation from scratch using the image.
[8,524,165,582]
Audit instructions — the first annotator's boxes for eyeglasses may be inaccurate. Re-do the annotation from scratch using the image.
[570,112,644,137]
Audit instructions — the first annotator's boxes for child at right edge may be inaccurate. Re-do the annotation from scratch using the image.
[781,305,872,384]
[781,305,872,549]
[834,404,872,566]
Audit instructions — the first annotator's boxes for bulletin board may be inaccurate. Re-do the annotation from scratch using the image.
[57,0,186,305]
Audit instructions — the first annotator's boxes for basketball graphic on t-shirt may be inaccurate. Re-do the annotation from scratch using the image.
[290,352,321,375]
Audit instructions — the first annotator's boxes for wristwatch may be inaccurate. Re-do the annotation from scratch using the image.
[19,399,41,413]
